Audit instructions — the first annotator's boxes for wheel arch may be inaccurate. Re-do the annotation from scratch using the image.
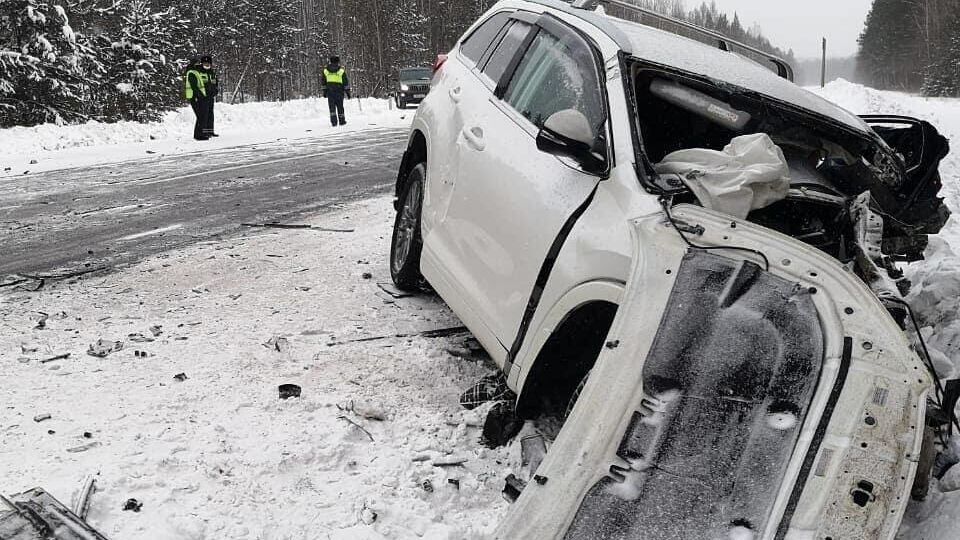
[395,129,428,210]
[513,281,623,418]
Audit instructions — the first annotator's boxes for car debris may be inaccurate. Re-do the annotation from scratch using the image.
[324,325,468,347]
[376,282,413,299]
[0,487,108,540]
[66,442,100,454]
[40,353,70,364]
[460,373,513,410]
[481,401,523,449]
[173,373,188,382]
[431,455,469,468]
[337,400,387,421]
[72,475,96,520]
[241,222,355,233]
[278,384,301,399]
[33,313,48,330]
[32,414,51,423]
[337,415,374,441]
[263,335,289,352]
[122,498,142,512]
[86,339,123,358]
[127,332,154,343]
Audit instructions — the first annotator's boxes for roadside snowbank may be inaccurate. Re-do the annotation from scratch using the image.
[0,97,412,177]
[813,80,960,539]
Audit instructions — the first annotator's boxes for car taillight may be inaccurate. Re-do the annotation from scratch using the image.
[433,54,448,74]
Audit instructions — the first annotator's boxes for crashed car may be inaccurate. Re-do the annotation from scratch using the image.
[389,0,951,538]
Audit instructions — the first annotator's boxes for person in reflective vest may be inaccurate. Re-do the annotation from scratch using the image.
[322,55,351,126]
[183,55,219,140]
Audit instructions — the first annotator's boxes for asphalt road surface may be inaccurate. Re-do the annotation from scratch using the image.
[0,127,408,277]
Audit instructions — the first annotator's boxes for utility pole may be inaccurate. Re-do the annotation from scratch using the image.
[821,37,827,88]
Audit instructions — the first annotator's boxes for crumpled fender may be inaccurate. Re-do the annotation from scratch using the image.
[494,205,930,540]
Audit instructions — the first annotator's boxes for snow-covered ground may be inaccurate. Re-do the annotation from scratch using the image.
[0,197,514,539]
[2,80,960,539]
[0,97,411,178]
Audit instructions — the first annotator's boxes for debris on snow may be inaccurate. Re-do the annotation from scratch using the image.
[263,335,289,352]
[481,401,524,449]
[278,383,301,399]
[173,373,188,382]
[122,498,143,512]
[33,414,52,423]
[72,475,97,520]
[376,282,413,298]
[40,353,70,363]
[86,339,123,358]
[66,442,100,454]
[338,415,374,441]
[0,487,108,540]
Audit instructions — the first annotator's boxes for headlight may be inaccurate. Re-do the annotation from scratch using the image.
[400,84,409,91]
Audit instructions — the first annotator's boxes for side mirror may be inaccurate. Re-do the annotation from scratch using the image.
[536,109,604,173]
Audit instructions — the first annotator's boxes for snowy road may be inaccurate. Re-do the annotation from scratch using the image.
[0,126,408,276]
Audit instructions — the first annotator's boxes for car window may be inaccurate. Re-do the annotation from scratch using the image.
[460,11,512,64]
[480,20,533,86]
[502,30,604,138]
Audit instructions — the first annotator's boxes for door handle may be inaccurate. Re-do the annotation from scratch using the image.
[449,86,462,102]
[462,126,485,151]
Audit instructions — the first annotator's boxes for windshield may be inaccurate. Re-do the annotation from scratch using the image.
[400,68,432,81]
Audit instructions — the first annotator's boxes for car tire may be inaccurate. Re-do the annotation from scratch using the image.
[564,369,591,420]
[390,163,426,291]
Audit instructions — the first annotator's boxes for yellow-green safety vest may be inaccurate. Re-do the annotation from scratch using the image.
[324,68,345,85]
[184,69,209,100]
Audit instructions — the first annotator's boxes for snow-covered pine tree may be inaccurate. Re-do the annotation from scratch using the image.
[0,0,100,127]
[74,0,188,121]
[921,12,960,97]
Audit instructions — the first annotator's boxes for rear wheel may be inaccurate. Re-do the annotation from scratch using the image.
[390,163,426,290]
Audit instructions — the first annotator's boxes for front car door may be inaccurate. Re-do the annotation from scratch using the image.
[422,13,611,365]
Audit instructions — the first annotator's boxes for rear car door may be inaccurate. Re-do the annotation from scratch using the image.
[425,14,611,354]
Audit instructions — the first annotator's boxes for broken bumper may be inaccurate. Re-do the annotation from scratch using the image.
[495,205,930,540]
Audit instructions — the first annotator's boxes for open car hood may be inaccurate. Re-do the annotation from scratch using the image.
[495,206,931,539]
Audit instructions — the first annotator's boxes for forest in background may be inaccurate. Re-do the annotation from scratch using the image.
[1,0,792,128]
[858,0,960,96]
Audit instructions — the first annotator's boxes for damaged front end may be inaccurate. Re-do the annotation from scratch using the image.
[496,207,933,539]
[494,71,950,540]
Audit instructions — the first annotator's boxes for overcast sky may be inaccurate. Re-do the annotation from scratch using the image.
[711,0,873,59]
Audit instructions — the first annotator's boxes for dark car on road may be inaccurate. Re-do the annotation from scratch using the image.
[395,67,433,109]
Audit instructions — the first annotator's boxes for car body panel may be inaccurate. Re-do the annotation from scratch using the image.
[493,206,930,539]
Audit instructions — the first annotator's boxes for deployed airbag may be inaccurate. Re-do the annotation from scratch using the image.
[655,133,791,219]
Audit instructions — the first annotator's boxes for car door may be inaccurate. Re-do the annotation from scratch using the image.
[426,14,611,352]
[420,10,515,239]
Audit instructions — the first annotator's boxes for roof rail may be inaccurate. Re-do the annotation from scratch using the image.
[569,0,794,81]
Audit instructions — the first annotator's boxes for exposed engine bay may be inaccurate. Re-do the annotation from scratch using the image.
[631,66,951,307]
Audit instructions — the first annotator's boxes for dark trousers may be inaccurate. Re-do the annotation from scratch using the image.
[190,97,212,139]
[328,95,346,126]
[203,98,215,136]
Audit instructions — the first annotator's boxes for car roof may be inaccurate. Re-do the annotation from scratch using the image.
[508,0,871,134]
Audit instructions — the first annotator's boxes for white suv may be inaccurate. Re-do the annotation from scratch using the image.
[389,1,950,538]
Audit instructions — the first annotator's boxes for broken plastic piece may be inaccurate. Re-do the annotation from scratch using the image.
[0,487,108,540]
[278,384,301,399]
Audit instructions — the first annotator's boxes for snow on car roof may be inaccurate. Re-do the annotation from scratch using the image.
[611,19,871,133]
[516,0,871,134]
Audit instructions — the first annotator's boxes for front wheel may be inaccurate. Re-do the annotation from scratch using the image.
[390,163,426,291]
